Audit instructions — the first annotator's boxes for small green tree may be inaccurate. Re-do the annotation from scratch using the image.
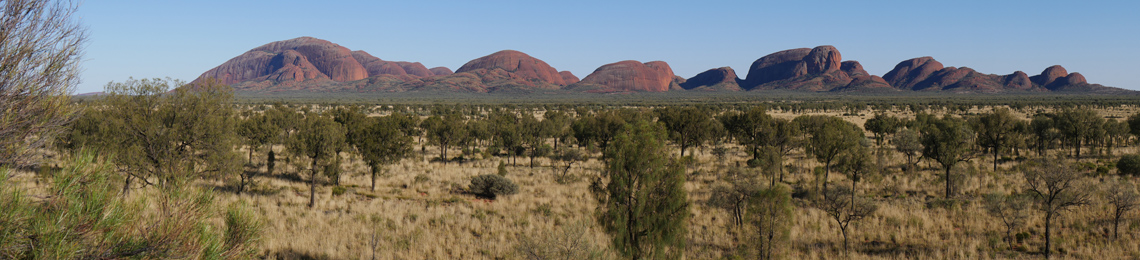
[100,78,241,193]
[972,108,1021,171]
[746,184,794,260]
[892,128,922,172]
[236,112,278,194]
[1055,108,1103,158]
[798,115,863,191]
[921,115,974,198]
[864,113,901,147]
[656,106,718,157]
[422,113,467,164]
[288,114,346,208]
[596,120,688,260]
[354,115,413,191]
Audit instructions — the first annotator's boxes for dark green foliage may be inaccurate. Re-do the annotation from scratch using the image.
[469,174,519,199]
[97,78,241,192]
[864,113,901,146]
[746,185,794,260]
[795,115,863,191]
[656,106,719,157]
[920,114,974,198]
[288,114,346,208]
[1117,154,1140,176]
[971,108,1022,171]
[422,112,467,163]
[1055,108,1104,158]
[355,115,414,191]
[1128,112,1140,138]
[237,112,279,194]
[722,107,796,162]
[596,120,688,260]
[891,128,921,172]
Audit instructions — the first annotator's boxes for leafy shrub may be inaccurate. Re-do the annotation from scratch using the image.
[331,186,347,196]
[469,174,518,199]
[1118,154,1140,176]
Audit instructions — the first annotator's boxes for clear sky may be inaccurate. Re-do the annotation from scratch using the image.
[74,0,1140,93]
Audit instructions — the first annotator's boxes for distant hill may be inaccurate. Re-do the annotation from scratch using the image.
[194,37,1131,94]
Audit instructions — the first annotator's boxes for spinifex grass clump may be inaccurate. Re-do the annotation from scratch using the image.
[0,152,263,259]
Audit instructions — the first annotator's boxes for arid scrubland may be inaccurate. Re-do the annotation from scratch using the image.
[12,91,1140,259]
[197,105,1140,259]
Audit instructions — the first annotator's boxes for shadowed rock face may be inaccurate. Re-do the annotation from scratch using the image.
[1031,65,1068,87]
[429,67,454,76]
[455,50,567,85]
[576,60,676,92]
[559,71,579,85]
[882,57,945,90]
[882,58,1102,92]
[681,67,739,90]
[352,51,437,78]
[743,48,811,88]
[1004,71,1034,90]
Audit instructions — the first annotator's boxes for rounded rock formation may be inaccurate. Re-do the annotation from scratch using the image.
[429,67,454,76]
[559,71,579,85]
[198,37,368,85]
[455,50,567,85]
[577,60,676,92]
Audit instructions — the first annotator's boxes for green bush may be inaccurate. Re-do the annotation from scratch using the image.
[1118,154,1140,176]
[331,186,347,196]
[469,174,518,199]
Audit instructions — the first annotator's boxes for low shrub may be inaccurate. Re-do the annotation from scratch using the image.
[469,174,518,199]
[1117,154,1140,176]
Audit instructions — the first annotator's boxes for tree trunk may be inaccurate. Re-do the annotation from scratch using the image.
[841,226,849,256]
[1044,212,1052,259]
[370,165,378,191]
[993,147,999,171]
[823,159,832,192]
[122,174,131,196]
[944,167,952,198]
[309,160,317,208]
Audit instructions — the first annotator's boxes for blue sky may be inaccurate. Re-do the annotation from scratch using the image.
[75,0,1140,93]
